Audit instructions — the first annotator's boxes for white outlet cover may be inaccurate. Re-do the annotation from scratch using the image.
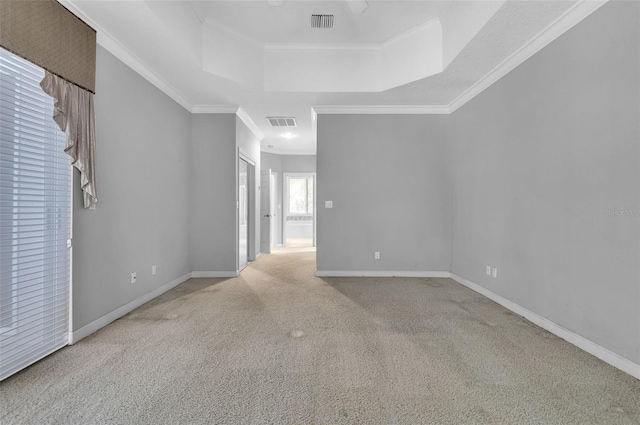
[325,200,333,208]
[152,265,157,275]
[492,267,498,278]
[374,251,380,259]
[131,272,137,284]
[486,266,491,276]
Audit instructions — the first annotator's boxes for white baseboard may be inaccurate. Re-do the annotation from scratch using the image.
[70,265,639,380]
[450,273,640,380]
[70,272,192,344]
[191,271,239,278]
[316,270,450,278]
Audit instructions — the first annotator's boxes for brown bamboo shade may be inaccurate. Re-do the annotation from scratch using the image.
[0,0,96,93]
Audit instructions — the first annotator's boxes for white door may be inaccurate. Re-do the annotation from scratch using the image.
[260,169,271,254]
[238,159,249,270]
[270,172,277,246]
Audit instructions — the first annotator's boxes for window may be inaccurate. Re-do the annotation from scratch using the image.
[0,47,72,380]
[288,178,313,215]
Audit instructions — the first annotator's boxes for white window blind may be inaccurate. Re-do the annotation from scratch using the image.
[0,47,71,381]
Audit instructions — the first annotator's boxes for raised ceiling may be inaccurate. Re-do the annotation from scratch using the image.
[62,0,605,154]
[196,1,447,44]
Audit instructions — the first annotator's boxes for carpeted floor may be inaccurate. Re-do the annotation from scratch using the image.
[1,251,639,424]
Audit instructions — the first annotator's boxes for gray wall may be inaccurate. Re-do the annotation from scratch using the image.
[450,1,639,363]
[72,47,192,330]
[261,153,317,246]
[317,115,451,273]
[190,114,237,273]
[282,155,316,173]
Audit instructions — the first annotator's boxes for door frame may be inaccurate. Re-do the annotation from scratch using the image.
[283,172,316,247]
[238,150,256,272]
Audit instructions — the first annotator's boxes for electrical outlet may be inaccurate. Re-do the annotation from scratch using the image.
[325,200,333,209]
[492,267,498,278]
[130,272,137,284]
[486,265,491,276]
[152,265,157,275]
[374,251,380,260]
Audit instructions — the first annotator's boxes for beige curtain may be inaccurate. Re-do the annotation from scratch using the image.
[41,71,98,208]
[0,0,96,93]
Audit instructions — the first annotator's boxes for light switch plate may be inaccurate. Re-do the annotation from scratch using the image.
[325,201,333,208]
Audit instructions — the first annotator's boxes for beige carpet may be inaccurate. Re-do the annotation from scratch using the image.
[1,251,639,424]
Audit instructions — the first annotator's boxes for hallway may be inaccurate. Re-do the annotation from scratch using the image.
[1,251,639,424]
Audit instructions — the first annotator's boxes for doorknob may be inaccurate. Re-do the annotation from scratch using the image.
[263,214,271,218]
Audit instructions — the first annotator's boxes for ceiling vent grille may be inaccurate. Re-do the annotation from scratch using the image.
[311,14,334,29]
[267,117,297,127]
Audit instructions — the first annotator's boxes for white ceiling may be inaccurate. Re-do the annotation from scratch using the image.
[63,0,598,155]
[197,1,447,44]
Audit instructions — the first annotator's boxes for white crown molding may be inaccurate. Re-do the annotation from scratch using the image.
[265,43,380,52]
[381,18,441,49]
[312,105,451,115]
[265,18,440,53]
[63,0,609,119]
[237,107,265,141]
[448,0,609,113]
[96,34,194,111]
[191,105,265,146]
[313,0,608,117]
[191,105,240,114]
[450,273,640,380]
[58,0,194,112]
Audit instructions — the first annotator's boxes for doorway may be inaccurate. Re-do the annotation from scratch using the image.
[283,173,316,248]
[238,158,249,270]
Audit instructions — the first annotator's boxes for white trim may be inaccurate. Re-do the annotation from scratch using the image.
[265,43,379,52]
[237,107,265,141]
[67,266,640,380]
[191,271,239,278]
[238,150,256,167]
[62,0,607,119]
[312,105,450,115]
[264,19,440,52]
[450,273,640,380]
[192,105,240,114]
[63,0,607,119]
[316,270,450,278]
[68,163,74,345]
[96,34,193,111]
[447,0,608,113]
[380,18,441,49]
[57,0,193,112]
[313,1,608,116]
[70,272,192,344]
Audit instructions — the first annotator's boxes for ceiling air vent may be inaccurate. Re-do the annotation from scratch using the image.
[311,14,334,29]
[267,117,297,127]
